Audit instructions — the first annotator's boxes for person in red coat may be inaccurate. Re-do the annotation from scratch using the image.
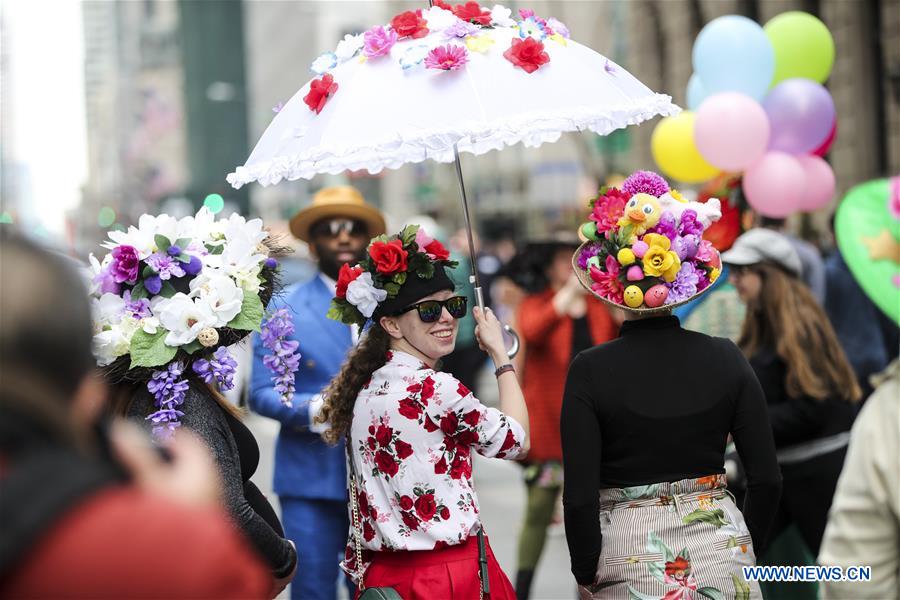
[512,235,617,599]
[0,231,272,599]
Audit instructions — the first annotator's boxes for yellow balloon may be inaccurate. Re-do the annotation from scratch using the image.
[651,112,719,183]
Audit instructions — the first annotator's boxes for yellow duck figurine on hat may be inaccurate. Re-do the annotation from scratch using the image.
[617,193,662,242]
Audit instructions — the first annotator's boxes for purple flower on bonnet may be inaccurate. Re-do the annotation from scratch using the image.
[678,210,705,236]
[621,170,669,198]
[672,234,700,261]
[110,245,140,284]
[648,211,678,241]
[665,262,700,305]
[576,243,602,271]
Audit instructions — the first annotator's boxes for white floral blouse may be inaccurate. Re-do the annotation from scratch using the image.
[341,350,526,579]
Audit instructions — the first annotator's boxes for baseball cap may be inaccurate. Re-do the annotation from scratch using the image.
[721,228,803,276]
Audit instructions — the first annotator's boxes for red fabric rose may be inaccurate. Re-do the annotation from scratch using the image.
[391,10,428,39]
[369,239,409,275]
[398,397,422,420]
[503,38,550,74]
[303,73,338,114]
[440,412,459,436]
[432,0,453,10]
[399,495,414,511]
[401,510,419,531]
[434,455,448,474]
[362,520,375,541]
[414,494,437,521]
[394,439,413,459]
[374,450,399,477]
[453,1,491,25]
[336,263,363,299]
[439,506,451,520]
[375,424,394,447]
[424,239,450,261]
[420,377,435,403]
[457,382,471,397]
[462,409,480,427]
[423,415,439,432]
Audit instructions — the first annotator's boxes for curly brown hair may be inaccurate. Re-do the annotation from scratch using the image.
[738,262,861,403]
[317,324,392,445]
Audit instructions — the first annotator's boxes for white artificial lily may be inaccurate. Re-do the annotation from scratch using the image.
[335,33,364,62]
[155,293,218,346]
[490,5,516,27]
[189,272,245,327]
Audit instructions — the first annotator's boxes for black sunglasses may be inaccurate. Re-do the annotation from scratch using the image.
[311,218,367,238]
[395,296,468,323]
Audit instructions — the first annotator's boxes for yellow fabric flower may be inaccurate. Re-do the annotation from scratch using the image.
[669,189,687,203]
[643,233,671,251]
[465,35,495,53]
[549,33,568,46]
[662,253,681,282]
[710,268,720,283]
[617,248,636,266]
[642,234,681,281]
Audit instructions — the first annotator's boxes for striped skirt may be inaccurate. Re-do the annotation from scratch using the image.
[587,474,762,599]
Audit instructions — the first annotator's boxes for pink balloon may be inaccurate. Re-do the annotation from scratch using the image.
[812,119,837,157]
[695,92,770,171]
[743,151,806,217]
[796,155,836,211]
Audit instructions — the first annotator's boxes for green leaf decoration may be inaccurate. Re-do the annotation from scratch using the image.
[648,561,666,585]
[626,584,660,600]
[130,282,148,300]
[732,573,751,600]
[129,328,178,369]
[227,293,264,332]
[384,282,401,296]
[679,547,690,561]
[159,281,177,299]
[176,254,192,264]
[183,341,203,355]
[154,234,171,252]
[697,587,724,600]
[326,304,345,322]
[682,508,728,529]
[142,265,155,278]
[646,531,674,563]
[174,237,192,250]
[400,224,418,246]
[418,261,435,279]
[392,272,407,285]
[205,243,224,255]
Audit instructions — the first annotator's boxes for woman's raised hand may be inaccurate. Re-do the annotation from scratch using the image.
[473,306,507,365]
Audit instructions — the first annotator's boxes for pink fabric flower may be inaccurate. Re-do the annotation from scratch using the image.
[695,239,717,264]
[425,44,469,71]
[622,170,669,197]
[363,26,398,59]
[589,255,623,305]
[589,188,629,233]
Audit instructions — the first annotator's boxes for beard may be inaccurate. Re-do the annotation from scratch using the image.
[314,242,366,280]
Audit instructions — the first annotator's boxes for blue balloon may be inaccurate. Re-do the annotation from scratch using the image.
[692,15,774,101]
[686,74,708,110]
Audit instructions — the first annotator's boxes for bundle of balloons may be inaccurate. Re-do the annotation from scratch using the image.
[651,11,837,218]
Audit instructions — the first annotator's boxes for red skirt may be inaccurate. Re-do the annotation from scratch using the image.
[357,535,516,600]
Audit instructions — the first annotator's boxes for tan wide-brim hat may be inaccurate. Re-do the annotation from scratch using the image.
[572,241,721,315]
[289,186,386,243]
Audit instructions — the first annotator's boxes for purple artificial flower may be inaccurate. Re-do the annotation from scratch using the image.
[146,253,186,281]
[167,245,182,257]
[672,234,700,261]
[146,361,190,441]
[264,257,278,269]
[192,347,238,391]
[144,275,162,295]
[604,59,617,75]
[183,254,203,276]
[697,269,712,292]
[94,268,121,295]
[648,211,678,241]
[576,242,603,271]
[260,308,301,406]
[443,19,480,39]
[622,170,669,198]
[678,210,705,236]
[123,290,152,319]
[110,245,140,284]
[665,262,700,305]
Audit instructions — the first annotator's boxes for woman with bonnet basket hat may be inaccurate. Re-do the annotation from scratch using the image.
[89,207,298,596]
[317,224,530,599]
[562,170,782,599]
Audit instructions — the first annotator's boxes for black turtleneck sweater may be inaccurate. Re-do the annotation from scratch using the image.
[560,316,782,586]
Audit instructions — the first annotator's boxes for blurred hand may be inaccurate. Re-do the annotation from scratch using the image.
[110,420,221,508]
[473,306,507,364]
[271,540,297,598]
[565,273,587,295]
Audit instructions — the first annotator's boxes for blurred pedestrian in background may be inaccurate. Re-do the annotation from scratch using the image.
[757,216,827,304]
[0,231,270,599]
[511,233,616,599]
[724,228,861,557]
[249,186,385,600]
[318,225,529,599]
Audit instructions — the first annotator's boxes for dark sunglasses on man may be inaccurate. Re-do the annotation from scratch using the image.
[311,218,368,238]
[394,296,468,323]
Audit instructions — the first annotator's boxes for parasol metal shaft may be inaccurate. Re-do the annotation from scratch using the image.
[451,144,519,359]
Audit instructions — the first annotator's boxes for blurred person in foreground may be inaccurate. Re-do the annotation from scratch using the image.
[249,186,385,600]
[562,170,781,599]
[94,208,298,592]
[723,228,861,557]
[0,230,270,598]
[512,233,616,599]
[818,359,899,599]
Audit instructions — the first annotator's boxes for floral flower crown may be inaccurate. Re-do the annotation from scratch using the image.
[89,208,300,438]
[328,225,458,327]
[574,170,724,311]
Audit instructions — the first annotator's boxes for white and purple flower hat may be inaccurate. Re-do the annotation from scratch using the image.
[573,170,725,313]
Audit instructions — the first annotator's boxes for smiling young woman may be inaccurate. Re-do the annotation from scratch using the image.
[317,225,530,599]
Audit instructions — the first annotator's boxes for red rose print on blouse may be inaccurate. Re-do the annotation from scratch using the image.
[363,520,376,542]
[414,494,437,521]
[394,439,414,459]
[375,424,393,447]
[401,510,420,531]
[399,495,414,511]
[369,239,408,275]
[398,397,423,420]
[375,450,399,477]
[457,382,471,397]
[503,38,550,74]
[303,74,338,114]
[496,428,519,458]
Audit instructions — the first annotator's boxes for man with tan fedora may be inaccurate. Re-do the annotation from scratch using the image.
[249,185,385,600]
